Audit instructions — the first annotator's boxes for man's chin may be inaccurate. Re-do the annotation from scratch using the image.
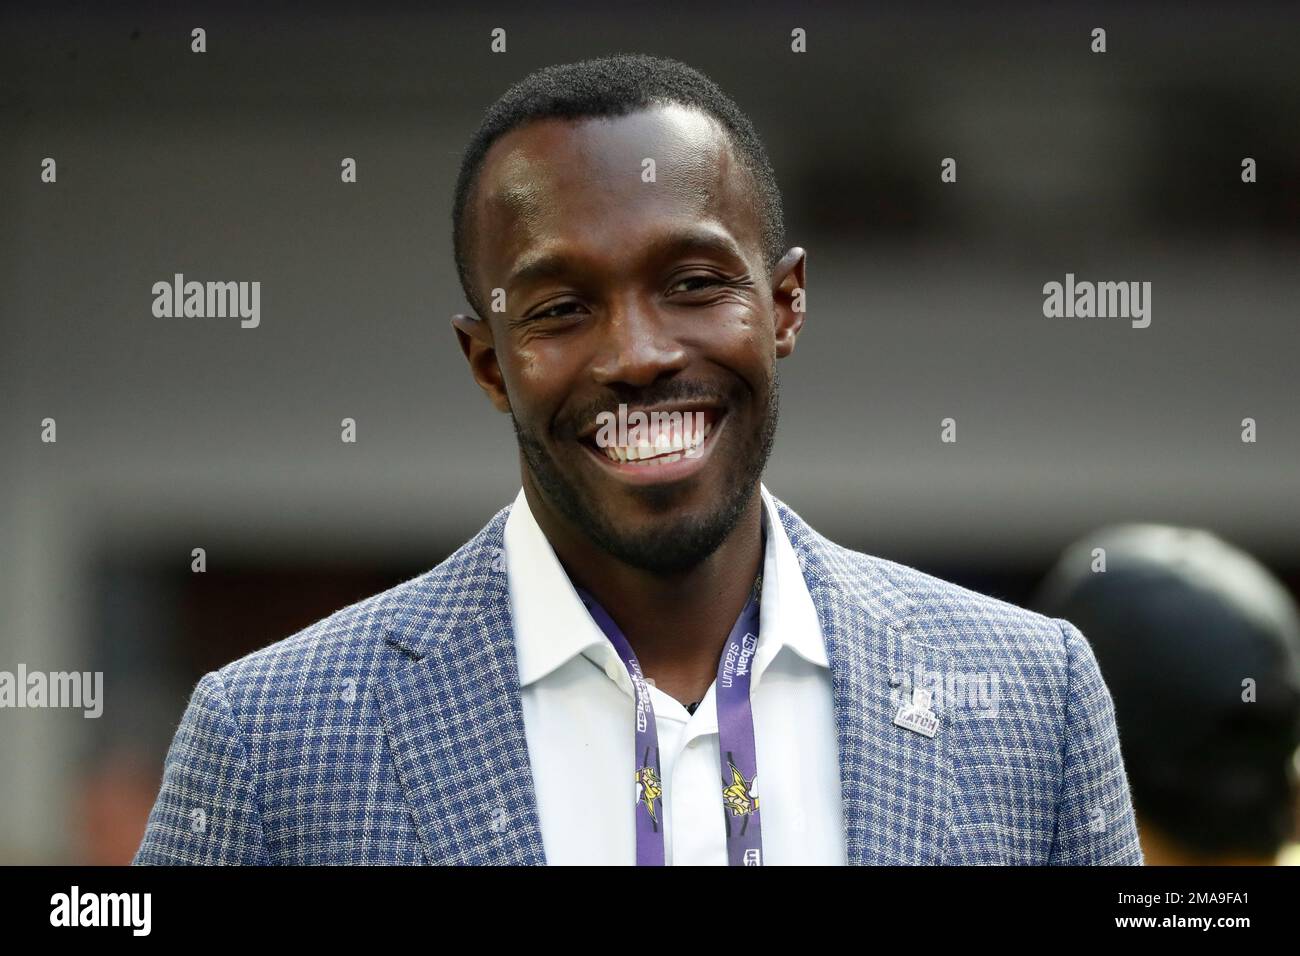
[570,477,753,573]
[582,513,736,575]
[601,475,710,512]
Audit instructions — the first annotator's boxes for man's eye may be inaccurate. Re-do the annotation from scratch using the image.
[528,300,583,320]
[667,275,723,294]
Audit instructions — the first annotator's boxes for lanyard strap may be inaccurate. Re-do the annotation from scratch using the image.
[577,584,764,866]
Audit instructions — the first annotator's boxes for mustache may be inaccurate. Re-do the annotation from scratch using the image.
[560,382,733,440]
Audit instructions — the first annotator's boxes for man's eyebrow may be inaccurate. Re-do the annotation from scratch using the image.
[507,250,577,291]
[647,228,748,266]
[506,228,748,290]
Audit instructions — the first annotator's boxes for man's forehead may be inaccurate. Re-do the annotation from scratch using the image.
[484,103,730,204]
[471,104,760,274]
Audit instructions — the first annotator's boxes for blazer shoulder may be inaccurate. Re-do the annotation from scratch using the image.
[212,503,512,712]
[772,494,1072,668]
[869,551,1068,656]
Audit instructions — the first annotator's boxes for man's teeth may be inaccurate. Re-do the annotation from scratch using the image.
[600,419,712,465]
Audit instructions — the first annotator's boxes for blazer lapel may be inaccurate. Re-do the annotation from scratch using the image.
[776,500,954,865]
[374,513,547,865]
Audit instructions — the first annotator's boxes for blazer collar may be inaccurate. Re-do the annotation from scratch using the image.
[376,505,547,865]
[378,496,951,865]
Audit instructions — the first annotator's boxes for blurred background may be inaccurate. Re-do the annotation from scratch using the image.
[1,1,1297,864]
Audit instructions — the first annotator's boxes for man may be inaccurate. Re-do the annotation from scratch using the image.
[1036,524,1300,865]
[135,54,1141,865]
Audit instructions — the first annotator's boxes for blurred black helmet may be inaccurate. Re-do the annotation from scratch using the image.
[1035,524,1300,858]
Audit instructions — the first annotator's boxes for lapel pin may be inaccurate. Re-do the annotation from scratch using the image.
[894,685,940,738]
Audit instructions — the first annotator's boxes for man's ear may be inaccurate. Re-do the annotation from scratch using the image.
[451,313,512,413]
[770,247,807,359]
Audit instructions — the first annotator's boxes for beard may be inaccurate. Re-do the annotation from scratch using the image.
[511,370,780,576]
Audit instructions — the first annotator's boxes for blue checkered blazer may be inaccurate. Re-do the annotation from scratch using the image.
[134,496,1143,865]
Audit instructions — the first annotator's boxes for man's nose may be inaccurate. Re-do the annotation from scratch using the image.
[589,297,688,388]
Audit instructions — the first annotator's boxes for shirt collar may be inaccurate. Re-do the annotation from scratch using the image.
[504,483,828,690]
[755,483,830,672]
[503,488,609,688]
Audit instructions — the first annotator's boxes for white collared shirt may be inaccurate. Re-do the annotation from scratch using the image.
[504,483,847,865]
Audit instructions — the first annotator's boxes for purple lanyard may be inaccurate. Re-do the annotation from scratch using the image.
[577,583,764,866]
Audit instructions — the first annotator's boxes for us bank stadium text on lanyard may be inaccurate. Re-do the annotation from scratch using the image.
[577,580,764,866]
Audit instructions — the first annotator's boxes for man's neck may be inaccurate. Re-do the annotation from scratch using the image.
[523,482,765,707]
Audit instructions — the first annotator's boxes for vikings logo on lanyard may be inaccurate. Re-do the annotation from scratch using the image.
[577,574,764,866]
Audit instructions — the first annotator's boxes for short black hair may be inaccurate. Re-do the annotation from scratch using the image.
[451,53,786,316]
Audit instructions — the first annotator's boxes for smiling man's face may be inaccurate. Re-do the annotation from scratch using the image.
[456,103,805,573]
